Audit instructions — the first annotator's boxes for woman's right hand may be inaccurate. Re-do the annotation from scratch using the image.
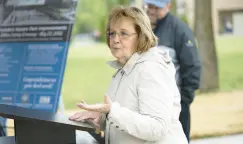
[69,111,101,128]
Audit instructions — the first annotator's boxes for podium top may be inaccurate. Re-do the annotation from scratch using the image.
[0,104,95,132]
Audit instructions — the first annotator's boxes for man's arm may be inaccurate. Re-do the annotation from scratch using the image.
[175,22,201,104]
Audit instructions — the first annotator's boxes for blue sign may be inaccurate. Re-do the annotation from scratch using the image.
[0,0,78,113]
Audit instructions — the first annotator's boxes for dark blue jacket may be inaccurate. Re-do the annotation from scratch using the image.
[154,13,201,104]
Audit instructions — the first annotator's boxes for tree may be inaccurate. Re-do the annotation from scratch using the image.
[119,0,130,5]
[99,0,130,41]
[72,0,130,41]
[194,0,219,91]
[72,0,106,36]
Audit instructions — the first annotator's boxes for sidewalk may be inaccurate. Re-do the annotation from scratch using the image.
[191,134,243,144]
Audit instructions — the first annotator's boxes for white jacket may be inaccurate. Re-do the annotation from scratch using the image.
[101,47,188,144]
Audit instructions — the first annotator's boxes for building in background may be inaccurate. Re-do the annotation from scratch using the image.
[185,0,243,36]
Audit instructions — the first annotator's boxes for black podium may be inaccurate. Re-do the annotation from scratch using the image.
[0,104,95,144]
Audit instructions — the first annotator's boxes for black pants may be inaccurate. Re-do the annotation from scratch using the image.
[179,102,191,142]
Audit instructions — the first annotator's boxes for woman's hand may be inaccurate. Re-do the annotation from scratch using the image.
[76,95,112,114]
[69,111,101,128]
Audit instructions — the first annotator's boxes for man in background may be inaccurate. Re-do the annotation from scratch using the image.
[144,0,201,142]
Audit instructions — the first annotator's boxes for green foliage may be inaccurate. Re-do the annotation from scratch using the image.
[179,14,189,25]
[119,0,130,5]
[171,0,177,16]
[72,0,130,41]
[72,0,106,36]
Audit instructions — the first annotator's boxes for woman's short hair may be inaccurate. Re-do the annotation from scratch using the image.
[106,6,158,53]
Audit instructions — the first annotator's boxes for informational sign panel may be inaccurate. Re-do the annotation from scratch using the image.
[0,0,78,113]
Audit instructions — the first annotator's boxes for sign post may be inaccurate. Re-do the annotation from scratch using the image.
[0,0,78,134]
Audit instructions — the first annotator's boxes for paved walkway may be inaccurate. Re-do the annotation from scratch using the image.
[75,132,243,144]
[76,131,98,144]
[191,134,243,144]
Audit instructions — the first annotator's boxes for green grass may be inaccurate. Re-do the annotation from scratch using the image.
[62,43,115,109]
[216,36,243,91]
[62,36,243,109]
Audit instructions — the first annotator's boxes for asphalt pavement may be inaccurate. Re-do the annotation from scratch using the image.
[191,134,243,144]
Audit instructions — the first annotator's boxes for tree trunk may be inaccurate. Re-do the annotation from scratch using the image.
[195,0,219,92]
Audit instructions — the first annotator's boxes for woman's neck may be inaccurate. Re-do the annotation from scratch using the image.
[117,56,130,66]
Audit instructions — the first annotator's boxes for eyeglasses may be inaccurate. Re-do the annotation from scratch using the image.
[107,31,137,39]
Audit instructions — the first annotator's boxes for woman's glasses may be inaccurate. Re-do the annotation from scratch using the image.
[107,31,137,39]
